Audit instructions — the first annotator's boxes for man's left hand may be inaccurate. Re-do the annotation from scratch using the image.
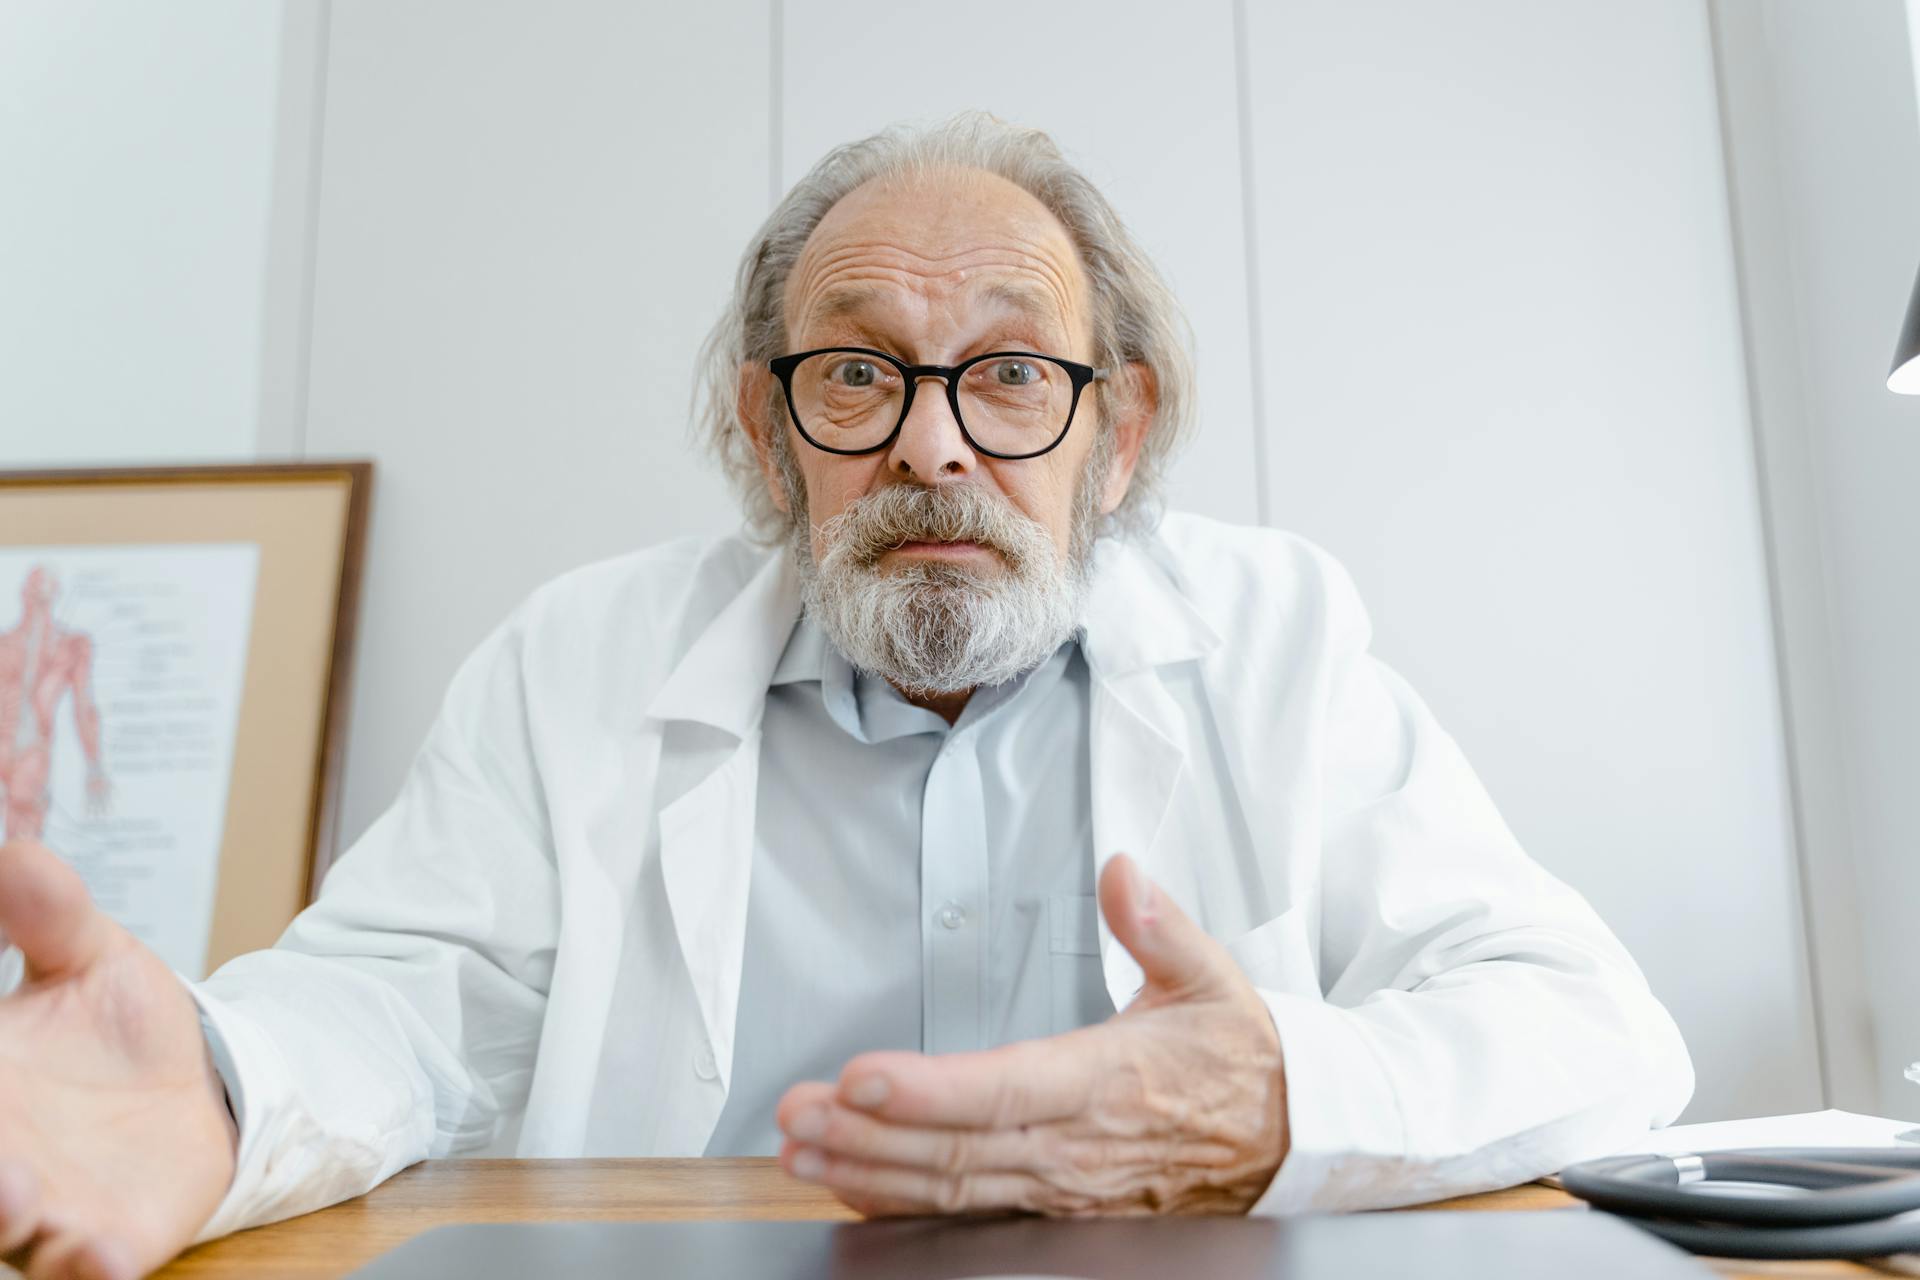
[774,853,1289,1217]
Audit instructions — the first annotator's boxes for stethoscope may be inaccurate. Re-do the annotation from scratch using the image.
[1560,1145,1920,1261]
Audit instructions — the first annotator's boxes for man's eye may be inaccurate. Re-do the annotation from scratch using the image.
[828,360,880,388]
[988,359,1041,387]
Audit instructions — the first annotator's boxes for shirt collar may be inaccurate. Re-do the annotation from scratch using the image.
[771,614,930,742]
[769,611,829,687]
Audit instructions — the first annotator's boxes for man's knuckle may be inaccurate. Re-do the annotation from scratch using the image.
[931,1172,971,1215]
[1018,1176,1064,1216]
[939,1130,974,1176]
[1028,1124,1069,1175]
[1060,1135,1108,1179]
[987,1075,1026,1130]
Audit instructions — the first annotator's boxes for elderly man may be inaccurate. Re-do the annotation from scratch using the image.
[0,114,1692,1278]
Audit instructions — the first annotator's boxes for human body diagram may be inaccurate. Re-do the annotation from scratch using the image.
[0,567,109,840]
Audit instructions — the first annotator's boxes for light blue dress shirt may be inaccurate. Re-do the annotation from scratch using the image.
[704,614,1115,1156]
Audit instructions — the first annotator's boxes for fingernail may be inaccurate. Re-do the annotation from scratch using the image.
[1129,859,1157,923]
[788,1105,827,1142]
[792,1147,826,1180]
[846,1075,890,1109]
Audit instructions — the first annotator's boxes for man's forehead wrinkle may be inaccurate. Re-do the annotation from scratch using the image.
[785,173,1088,341]
[807,273,1065,326]
[789,241,1084,347]
[798,284,1074,357]
[801,239,1077,302]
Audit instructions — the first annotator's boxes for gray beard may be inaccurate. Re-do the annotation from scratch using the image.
[778,431,1112,698]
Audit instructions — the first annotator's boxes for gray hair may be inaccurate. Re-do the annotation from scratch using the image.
[691,111,1197,543]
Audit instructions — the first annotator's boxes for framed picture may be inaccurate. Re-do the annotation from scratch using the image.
[0,462,370,978]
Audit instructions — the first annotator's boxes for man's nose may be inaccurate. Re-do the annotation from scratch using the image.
[885,376,976,482]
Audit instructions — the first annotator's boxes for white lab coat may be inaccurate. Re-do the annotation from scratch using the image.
[191,512,1693,1240]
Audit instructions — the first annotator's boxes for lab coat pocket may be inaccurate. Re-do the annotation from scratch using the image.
[1048,893,1109,1032]
[1223,908,1320,995]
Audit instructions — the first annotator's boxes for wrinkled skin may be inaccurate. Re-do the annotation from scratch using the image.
[774,854,1289,1217]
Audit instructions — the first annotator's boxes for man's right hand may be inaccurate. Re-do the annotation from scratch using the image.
[0,839,237,1279]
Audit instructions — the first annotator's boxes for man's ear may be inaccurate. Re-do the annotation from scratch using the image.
[737,362,791,516]
[1099,361,1158,516]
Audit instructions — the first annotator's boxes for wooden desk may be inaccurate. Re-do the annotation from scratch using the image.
[153,1158,1880,1280]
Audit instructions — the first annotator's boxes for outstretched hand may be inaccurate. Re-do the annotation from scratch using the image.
[774,853,1288,1216]
[0,839,236,1279]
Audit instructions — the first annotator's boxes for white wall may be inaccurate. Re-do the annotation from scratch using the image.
[1713,0,1920,1118]
[299,0,763,843]
[0,1,286,464]
[1240,0,1819,1121]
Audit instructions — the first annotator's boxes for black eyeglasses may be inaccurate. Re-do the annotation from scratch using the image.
[767,347,1108,460]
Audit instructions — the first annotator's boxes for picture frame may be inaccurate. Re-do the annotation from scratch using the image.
[0,461,371,977]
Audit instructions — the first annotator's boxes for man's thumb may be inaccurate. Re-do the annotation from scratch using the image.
[0,839,113,982]
[1099,853,1231,1000]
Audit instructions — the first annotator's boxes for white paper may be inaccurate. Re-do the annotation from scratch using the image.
[1610,1109,1920,1155]
[0,545,259,980]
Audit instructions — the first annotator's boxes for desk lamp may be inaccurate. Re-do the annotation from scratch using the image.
[1893,262,1920,393]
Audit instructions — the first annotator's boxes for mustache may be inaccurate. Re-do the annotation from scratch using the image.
[815,484,1046,571]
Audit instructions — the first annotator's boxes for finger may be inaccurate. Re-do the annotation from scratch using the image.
[22,1231,78,1280]
[1098,853,1235,1001]
[29,1234,135,1280]
[0,1159,41,1256]
[829,1188,928,1220]
[776,1079,838,1118]
[69,1238,136,1280]
[781,1145,1044,1217]
[777,1140,924,1219]
[0,841,113,981]
[779,1096,1046,1176]
[835,1038,1096,1130]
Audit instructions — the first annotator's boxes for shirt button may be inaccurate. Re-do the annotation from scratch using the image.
[938,901,966,931]
[694,1042,718,1081]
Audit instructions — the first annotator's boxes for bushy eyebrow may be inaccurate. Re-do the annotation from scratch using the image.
[807,285,888,326]
[803,281,1068,347]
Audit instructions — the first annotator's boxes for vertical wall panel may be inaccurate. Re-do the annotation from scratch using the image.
[1242,1,1819,1119]
[1714,0,1920,1118]
[1706,0,1880,1113]
[0,0,283,464]
[781,0,1262,527]
[303,0,768,842]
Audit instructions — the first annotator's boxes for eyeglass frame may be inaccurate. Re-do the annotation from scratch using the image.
[766,346,1109,460]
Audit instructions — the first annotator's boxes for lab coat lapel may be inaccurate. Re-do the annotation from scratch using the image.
[1079,536,1221,1013]
[655,732,759,1093]
[647,549,800,1094]
[1088,670,1187,1010]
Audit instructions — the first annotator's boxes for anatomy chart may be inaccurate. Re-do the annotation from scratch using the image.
[0,545,259,978]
